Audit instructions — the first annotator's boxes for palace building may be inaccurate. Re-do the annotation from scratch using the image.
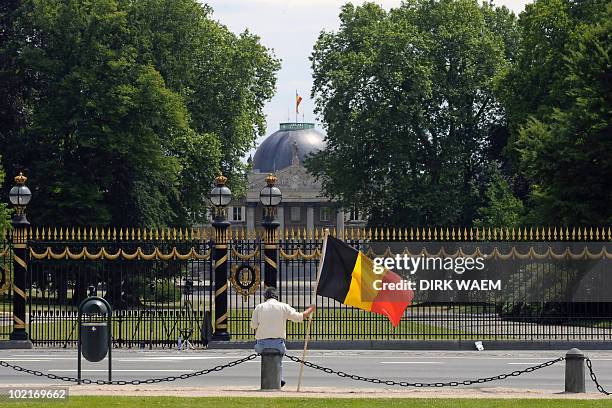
[229,122,365,232]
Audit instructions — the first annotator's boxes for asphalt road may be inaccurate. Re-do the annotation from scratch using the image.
[0,348,611,393]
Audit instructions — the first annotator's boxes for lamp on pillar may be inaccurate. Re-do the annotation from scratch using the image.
[9,173,32,342]
[210,175,232,221]
[209,175,231,341]
[260,174,282,288]
[9,172,32,225]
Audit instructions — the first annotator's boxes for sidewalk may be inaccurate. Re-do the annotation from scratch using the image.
[1,384,606,399]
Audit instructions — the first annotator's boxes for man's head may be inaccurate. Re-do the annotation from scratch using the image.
[263,287,278,301]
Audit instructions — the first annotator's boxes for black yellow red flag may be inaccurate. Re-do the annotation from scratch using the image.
[316,236,413,326]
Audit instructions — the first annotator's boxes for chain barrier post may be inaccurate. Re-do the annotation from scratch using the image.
[260,348,282,390]
[565,348,586,393]
[9,173,31,344]
[211,175,231,341]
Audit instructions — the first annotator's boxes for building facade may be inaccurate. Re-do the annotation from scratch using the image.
[228,122,365,232]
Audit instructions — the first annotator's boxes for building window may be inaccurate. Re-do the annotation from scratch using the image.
[320,207,330,222]
[348,209,363,222]
[290,207,301,222]
[231,206,244,222]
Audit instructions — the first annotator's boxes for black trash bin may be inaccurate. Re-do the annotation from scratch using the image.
[78,294,112,383]
[81,322,109,362]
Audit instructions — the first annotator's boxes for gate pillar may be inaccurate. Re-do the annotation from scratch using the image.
[260,174,281,289]
[262,217,279,289]
[210,175,231,341]
[9,173,31,342]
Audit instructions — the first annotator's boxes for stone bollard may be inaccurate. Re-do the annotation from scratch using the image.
[260,348,282,390]
[565,348,586,393]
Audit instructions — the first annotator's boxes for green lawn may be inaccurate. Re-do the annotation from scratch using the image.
[27,307,494,343]
[23,308,611,343]
[227,308,506,341]
[28,314,475,344]
[27,304,612,343]
[4,397,612,408]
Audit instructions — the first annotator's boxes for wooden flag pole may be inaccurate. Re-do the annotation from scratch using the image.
[296,229,329,392]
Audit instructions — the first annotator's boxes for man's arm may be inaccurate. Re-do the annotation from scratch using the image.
[286,304,316,322]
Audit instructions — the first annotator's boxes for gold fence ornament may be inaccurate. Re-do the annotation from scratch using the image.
[229,264,261,301]
[30,246,212,261]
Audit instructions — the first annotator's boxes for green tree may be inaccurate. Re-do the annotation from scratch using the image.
[500,0,609,199]
[501,0,576,134]
[0,159,11,230]
[0,0,30,195]
[516,3,611,224]
[307,0,517,225]
[0,0,279,225]
[475,168,523,226]
[125,0,280,197]
[7,0,202,225]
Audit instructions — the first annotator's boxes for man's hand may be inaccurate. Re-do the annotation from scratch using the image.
[302,304,316,319]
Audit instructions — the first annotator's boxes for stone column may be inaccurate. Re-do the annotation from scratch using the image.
[277,206,285,235]
[306,206,314,233]
[336,209,345,239]
[246,204,255,232]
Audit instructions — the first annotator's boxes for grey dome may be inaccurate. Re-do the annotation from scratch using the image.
[252,123,326,173]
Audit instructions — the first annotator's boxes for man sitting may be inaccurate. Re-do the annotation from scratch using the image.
[251,287,316,387]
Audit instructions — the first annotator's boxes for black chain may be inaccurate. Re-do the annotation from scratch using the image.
[586,357,610,395]
[0,353,258,385]
[285,354,565,388]
[4,352,611,393]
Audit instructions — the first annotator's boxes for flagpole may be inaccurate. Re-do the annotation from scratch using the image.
[296,229,329,392]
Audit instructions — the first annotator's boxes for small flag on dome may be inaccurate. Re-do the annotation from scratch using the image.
[296,91,303,114]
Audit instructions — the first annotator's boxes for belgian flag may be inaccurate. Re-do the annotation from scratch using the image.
[316,236,413,326]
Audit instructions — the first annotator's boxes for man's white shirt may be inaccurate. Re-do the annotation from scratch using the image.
[251,298,304,340]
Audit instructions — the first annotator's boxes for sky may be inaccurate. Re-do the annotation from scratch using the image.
[203,0,532,150]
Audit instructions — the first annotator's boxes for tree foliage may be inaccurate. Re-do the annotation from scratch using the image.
[307,0,517,225]
[515,2,611,224]
[0,157,11,229]
[475,168,524,226]
[308,0,609,226]
[0,0,279,225]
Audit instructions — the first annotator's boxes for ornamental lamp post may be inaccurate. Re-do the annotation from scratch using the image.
[209,175,231,341]
[209,175,232,218]
[9,172,32,225]
[260,174,282,289]
[9,172,32,342]
[259,174,283,212]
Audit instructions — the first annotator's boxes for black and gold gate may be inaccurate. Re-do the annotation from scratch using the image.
[26,227,214,347]
[2,225,612,345]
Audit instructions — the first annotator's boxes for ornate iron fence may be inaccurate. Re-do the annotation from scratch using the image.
[26,227,213,347]
[1,226,612,346]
